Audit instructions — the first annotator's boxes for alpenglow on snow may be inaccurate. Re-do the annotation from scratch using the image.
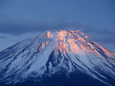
[0,30,115,86]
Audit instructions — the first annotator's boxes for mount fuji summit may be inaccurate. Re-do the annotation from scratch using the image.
[0,30,115,86]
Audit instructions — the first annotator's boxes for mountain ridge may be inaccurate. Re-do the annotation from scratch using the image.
[0,30,114,86]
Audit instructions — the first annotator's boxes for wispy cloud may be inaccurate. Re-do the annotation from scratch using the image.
[0,18,82,34]
[0,18,115,45]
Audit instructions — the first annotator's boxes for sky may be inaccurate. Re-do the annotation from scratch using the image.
[0,0,115,53]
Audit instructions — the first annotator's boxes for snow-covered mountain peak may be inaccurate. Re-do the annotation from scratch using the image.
[0,30,114,86]
[35,30,102,56]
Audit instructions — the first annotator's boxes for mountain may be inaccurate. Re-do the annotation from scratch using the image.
[0,30,115,86]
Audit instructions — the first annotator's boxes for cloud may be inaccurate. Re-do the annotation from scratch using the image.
[0,36,6,39]
[0,18,82,35]
[0,17,115,46]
